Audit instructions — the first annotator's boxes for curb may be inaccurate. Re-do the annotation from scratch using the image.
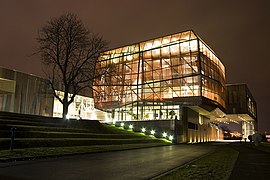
[148,149,217,180]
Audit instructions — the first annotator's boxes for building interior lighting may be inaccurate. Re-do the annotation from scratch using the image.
[126,55,133,61]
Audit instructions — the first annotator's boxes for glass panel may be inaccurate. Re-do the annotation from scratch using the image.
[180,31,190,41]
[143,41,153,51]
[189,39,198,52]
[161,46,170,57]
[162,36,171,45]
[170,44,179,56]
[152,49,160,58]
[171,33,180,43]
[94,30,226,119]
[180,41,189,53]
[189,31,197,40]
[153,38,162,48]
[143,50,151,59]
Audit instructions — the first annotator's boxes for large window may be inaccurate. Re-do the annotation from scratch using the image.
[94,30,226,120]
[53,91,95,119]
[199,41,225,106]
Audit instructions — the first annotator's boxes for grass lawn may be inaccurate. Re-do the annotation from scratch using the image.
[0,142,171,162]
[155,146,239,180]
[245,142,270,153]
[0,122,171,161]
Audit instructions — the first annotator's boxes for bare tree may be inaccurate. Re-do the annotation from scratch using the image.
[36,13,107,120]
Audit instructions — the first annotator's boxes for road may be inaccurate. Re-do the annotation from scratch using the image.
[0,144,216,180]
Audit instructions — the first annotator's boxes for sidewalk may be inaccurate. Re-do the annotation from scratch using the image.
[229,143,270,180]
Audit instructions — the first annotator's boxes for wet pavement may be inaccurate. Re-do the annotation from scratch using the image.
[0,144,215,180]
[2,143,268,180]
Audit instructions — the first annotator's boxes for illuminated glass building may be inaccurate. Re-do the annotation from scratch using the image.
[0,30,257,143]
[94,30,227,142]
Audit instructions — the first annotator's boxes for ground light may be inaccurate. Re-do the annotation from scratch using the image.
[66,114,70,120]
[162,132,167,138]
[113,123,173,143]
[141,127,146,133]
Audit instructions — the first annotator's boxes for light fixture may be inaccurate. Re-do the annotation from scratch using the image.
[120,122,125,127]
[169,135,174,141]
[141,127,146,133]
[150,130,155,135]
[129,124,133,129]
[162,132,167,138]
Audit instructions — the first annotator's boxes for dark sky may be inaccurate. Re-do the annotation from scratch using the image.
[1,0,270,132]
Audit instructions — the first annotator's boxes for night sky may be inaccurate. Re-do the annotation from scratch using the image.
[1,0,269,132]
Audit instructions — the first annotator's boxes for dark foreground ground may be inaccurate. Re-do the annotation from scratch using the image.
[229,143,270,180]
[0,144,215,180]
[0,142,269,180]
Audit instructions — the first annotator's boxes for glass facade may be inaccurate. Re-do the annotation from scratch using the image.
[226,84,257,121]
[93,30,225,121]
[53,90,110,120]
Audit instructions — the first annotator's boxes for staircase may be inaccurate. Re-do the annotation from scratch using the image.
[0,112,165,150]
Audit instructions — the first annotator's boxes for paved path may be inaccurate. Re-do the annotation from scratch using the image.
[229,143,270,180]
[0,145,215,180]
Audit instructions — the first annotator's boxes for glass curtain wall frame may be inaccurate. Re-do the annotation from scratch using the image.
[112,101,181,121]
[199,40,226,107]
[94,30,226,121]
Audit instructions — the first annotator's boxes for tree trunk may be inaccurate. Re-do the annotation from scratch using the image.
[62,93,69,120]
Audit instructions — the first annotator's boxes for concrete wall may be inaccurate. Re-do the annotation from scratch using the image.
[0,67,54,116]
[182,107,222,143]
[115,120,175,137]
[115,107,223,143]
